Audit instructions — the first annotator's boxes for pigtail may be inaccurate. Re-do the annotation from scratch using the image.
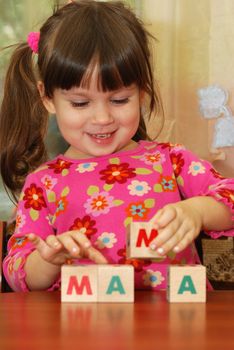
[0,43,48,202]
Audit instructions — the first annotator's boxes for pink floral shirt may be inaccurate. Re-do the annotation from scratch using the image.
[3,141,234,291]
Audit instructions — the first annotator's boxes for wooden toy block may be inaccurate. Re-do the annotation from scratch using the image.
[167,265,206,303]
[61,264,134,303]
[127,221,161,259]
[61,265,98,302]
[98,265,134,303]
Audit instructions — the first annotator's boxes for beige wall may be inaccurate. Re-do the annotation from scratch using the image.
[142,0,234,176]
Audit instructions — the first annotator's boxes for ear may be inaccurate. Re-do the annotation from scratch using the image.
[37,81,56,114]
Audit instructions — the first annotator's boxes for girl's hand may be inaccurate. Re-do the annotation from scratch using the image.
[149,200,203,256]
[27,230,108,265]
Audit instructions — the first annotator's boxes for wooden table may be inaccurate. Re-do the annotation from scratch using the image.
[0,291,234,350]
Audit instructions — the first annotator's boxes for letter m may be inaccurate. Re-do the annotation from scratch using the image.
[66,275,92,295]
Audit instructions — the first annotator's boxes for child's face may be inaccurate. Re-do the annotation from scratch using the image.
[43,69,143,159]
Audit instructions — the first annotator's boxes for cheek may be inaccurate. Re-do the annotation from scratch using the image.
[56,112,83,129]
[124,108,140,127]
[56,118,81,143]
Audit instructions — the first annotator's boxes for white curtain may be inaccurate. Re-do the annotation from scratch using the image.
[142,0,234,177]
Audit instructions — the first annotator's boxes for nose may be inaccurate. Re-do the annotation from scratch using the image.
[91,102,114,125]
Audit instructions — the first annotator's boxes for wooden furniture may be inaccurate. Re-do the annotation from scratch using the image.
[0,290,233,349]
[0,221,13,292]
[0,221,3,266]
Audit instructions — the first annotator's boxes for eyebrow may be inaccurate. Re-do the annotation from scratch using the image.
[60,85,137,97]
[61,90,89,98]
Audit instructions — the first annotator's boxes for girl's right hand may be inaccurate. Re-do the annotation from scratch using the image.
[27,231,108,266]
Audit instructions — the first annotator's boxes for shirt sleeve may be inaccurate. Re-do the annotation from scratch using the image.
[2,172,59,292]
[169,144,234,238]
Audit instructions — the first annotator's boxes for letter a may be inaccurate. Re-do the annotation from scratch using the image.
[177,275,197,295]
[106,275,126,295]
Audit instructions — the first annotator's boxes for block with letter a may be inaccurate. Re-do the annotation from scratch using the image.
[98,265,134,303]
[127,221,161,259]
[167,265,206,303]
[61,264,134,303]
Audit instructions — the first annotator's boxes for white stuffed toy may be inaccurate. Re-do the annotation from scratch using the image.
[198,85,234,148]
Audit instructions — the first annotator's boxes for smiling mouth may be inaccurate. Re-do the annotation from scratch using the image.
[87,132,115,139]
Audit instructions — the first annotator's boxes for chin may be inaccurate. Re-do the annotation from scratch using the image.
[90,149,115,157]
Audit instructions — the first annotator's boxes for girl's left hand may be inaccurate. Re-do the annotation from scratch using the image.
[149,200,203,255]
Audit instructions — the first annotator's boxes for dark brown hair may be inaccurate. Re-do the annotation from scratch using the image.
[0,0,163,201]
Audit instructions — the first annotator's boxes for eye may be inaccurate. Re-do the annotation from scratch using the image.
[111,97,129,105]
[70,101,89,108]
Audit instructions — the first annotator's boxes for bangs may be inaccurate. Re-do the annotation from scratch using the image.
[41,3,147,97]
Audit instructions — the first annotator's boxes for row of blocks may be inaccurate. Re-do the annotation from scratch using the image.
[62,222,206,303]
[62,264,206,303]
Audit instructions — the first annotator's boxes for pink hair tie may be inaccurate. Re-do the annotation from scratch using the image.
[27,32,40,53]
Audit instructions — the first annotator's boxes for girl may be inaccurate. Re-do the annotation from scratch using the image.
[0,0,233,292]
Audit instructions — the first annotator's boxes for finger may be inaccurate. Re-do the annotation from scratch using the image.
[46,235,63,250]
[85,246,108,264]
[71,230,92,249]
[172,227,200,253]
[155,224,188,255]
[71,230,107,263]
[172,233,195,254]
[153,206,177,229]
[149,219,181,251]
[27,233,59,260]
[27,233,49,252]
[57,235,81,257]
[151,208,164,229]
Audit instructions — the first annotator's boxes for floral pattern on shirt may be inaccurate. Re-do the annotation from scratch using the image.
[48,158,73,175]
[216,188,234,210]
[158,175,177,192]
[117,246,151,272]
[84,190,115,217]
[127,180,151,197]
[188,161,206,176]
[8,236,29,252]
[76,162,98,173]
[69,215,97,237]
[23,183,47,211]
[15,210,26,233]
[140,151,166,166]
[99,162,136,184]
[142,269,165,287]
[170,152,184,177]
[95,232,117,249]
[125,201,151,221]
[41,175,58,191]
[3,140,234,292]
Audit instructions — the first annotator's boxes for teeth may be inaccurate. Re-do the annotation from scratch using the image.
[92,134,111,139]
